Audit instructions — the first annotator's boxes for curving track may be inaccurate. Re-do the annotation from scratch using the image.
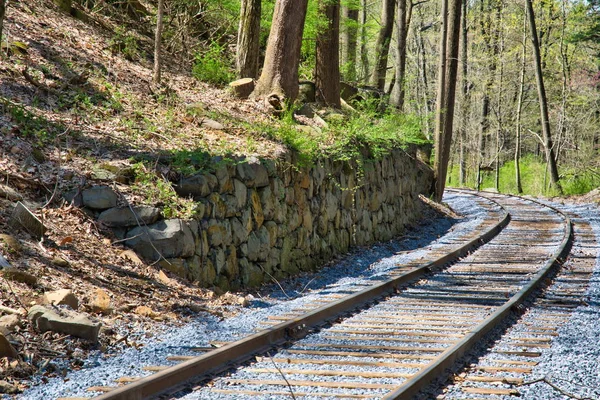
[58,191,574,400]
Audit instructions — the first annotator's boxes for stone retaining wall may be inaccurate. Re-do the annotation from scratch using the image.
[77,147,433,290]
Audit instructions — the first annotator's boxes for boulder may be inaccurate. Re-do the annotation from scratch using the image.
[298,81,316,103]
[0,315,20,336]
[206,221,227,247]
[98,206,161,227]
[215,165,233,193]
[230,217,249,246]
[295,103,316,118]
[233,179,247,208]
[201,118,225,130]
[89,288,112,314]
[241,260,263,288]
[1,268,37,286]
[81,186,118,210]
[174,174,212,197]
[134,305,159,319]
[28,305,101,343]
[340,82,359,102]
[0,333,17,358]
[126,219,195,260]
[250,190,264,228]
[43,289,79,310]
[236,158,269,188]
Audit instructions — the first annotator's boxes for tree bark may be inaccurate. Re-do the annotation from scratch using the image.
[371,0,396,90]
[341,1,359,81]
[515,12,526,194]
[0,0,6,46]
[390,0,413,110]
[152,0,164,84]
[360,0,370,82]
[458,0,468,187]
[415,16,432,139]
[237,0,262,79]
[433,0,462,201]
[526,0,562,193]
[253,0,309,103]
[433,0,448,198]
[316,0,341,107]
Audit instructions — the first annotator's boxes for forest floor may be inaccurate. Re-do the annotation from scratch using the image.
[0,0,304,394]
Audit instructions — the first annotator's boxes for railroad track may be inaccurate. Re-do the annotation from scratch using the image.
[57,191,574,400]
[437,207,597,400]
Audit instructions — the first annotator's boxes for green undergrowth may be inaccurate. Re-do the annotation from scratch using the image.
[250,105,430,168]
[447,154,600,197]
[131,162,198,219]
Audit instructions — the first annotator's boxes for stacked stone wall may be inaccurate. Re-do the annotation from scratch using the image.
[77,147,433,290]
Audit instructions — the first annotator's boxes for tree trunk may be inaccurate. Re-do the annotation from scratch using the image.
[253,0,309,103]
[433,0,462,201]
[371,0,396,90]
[458,0,468,186]
[230,78,255,99]
[515,14,526,194]
[315,0,341,107]
[237,0,262,79]
[475,0,500,192]
[341,1,359,81]
[390,0,413,110]
[526,0,562,193]
[433,0,448,199]
[494,10,504,192]
[360,0,370,82]
[152,0,164,84]
[416,17,432,139]
[0,0,6,46]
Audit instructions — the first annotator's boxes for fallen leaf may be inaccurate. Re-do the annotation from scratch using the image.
[59,236,73,246]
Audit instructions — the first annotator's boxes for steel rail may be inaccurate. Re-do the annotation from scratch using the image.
[381,190,574,400]
[93,191,510,400]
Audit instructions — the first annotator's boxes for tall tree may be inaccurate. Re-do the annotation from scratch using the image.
[371,0,396,90]
[458,0,469,186]
[360,0,370,81]
[315,0,342,107]
[0,0,6,46]
[526,0,562,193]
[514,11,527,194]
[253,0,309,103]
[475,0,501,190]
[433,0,448,196]
[152,0,165,84]
[390,0,415,110]
[237,0,262,79]
[341,0,359,81]
[433,0,463,201]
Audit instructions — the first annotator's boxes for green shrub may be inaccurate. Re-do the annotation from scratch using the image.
[131,162,196,218]
[192,42,235,85]
[109,26,139,60]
